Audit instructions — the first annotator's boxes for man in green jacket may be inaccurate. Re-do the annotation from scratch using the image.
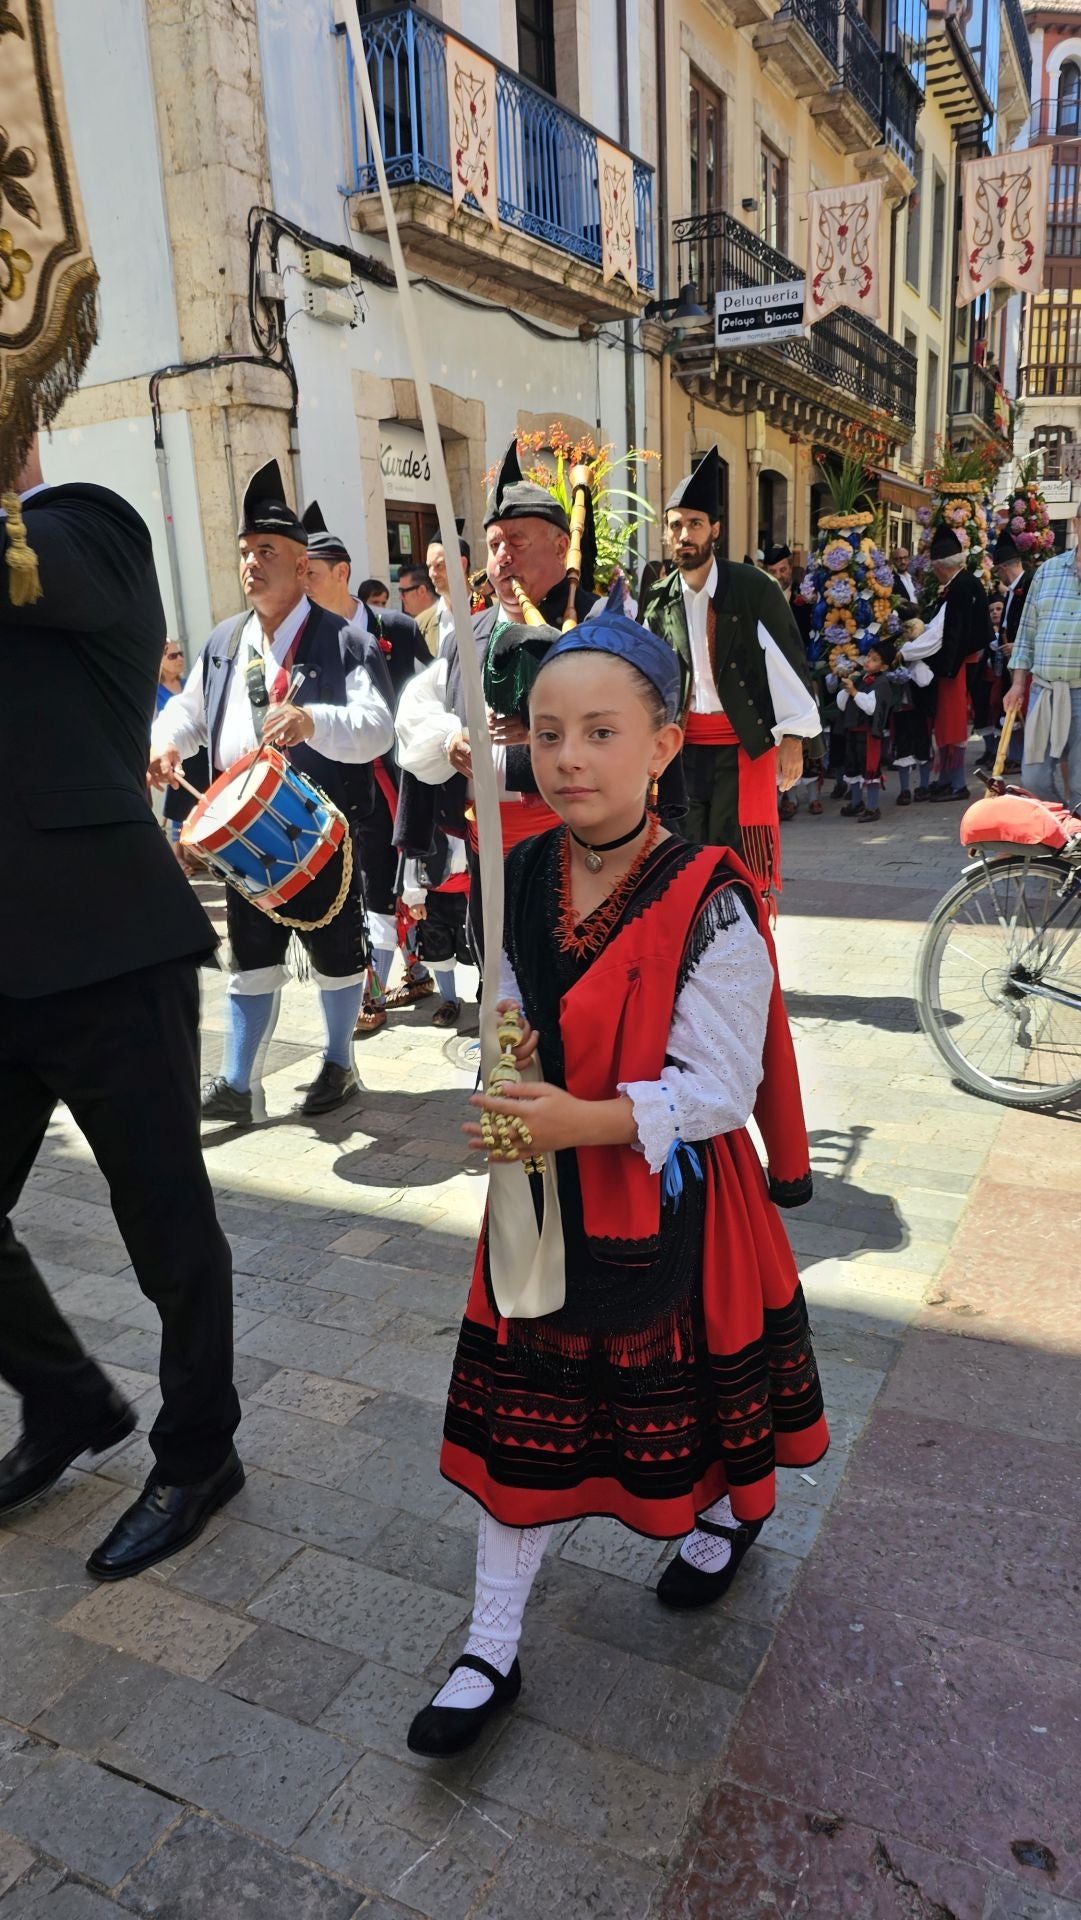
[642,449,818,896]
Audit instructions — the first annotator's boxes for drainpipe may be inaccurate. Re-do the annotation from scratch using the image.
[617,0,638,572]
[153,437,189,662]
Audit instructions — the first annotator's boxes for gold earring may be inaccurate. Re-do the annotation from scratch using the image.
[648,771,659,809]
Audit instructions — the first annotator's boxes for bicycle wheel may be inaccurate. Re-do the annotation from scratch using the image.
[915,851,1081,1107]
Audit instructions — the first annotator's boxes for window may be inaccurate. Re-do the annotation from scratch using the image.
[1059,59,1081,135]
[929,167,946,312]
[1049,158,1081,256]
[760,139,787,255]
[1025,289,1081,396]
[923,347,939,472]
[517,0,556,95]
[688,71,726,301]
[904,141,923,290]
[1031,425,1075,480]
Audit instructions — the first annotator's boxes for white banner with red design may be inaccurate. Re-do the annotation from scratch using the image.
[445,34,500,231]
[597,137,637,289]
[957,149,1051,308]
[803,180,883,326]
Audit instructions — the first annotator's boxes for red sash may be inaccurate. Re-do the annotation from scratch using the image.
[467,795,564,856]
[683,710,781,895]
[560,845,810,1244]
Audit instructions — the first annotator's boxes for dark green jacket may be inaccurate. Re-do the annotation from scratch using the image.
[643,559,814,761]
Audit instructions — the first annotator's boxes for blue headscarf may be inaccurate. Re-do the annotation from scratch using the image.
[537,609,682,722]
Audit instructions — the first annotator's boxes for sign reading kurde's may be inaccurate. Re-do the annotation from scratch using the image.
[714,282,807,349]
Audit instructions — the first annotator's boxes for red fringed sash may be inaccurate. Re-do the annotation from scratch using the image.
[683,710,781,896]
[561,845,810,1245]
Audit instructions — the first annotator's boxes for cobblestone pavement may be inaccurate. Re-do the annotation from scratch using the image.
[0,789,1069,1918]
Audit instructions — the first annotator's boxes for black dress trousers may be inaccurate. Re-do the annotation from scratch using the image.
[0,957,240,1484]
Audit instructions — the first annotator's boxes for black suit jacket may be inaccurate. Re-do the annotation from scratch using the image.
[1000,572,1029,647]
[0,483,216,997]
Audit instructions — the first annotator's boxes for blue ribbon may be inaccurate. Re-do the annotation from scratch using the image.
[662,1139,703,1209]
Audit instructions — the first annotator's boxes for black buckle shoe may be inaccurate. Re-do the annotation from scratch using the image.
[86,1447,245,1581]
[296,1061,360,1117]
[201,1076,254,1125]
[0,1389,135,1517]
[406,1654,522,1757]
[656,1517,763,1611]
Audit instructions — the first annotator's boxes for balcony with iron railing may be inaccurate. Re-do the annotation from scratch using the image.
[673,209,917,439]
[948,360,1012,444]
[343,5,654,321]
[1031,97,1081,143]
[1001,0,1033,99]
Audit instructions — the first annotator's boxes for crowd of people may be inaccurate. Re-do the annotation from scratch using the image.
[4,431,1077,1759]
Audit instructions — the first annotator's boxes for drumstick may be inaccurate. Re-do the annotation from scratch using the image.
[167,770,205,800]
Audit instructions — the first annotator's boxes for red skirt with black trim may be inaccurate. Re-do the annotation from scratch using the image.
[440,1128,829,1536]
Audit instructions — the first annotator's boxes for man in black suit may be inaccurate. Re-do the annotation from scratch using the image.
[0,437,243,1579]
[150,465,394,1121]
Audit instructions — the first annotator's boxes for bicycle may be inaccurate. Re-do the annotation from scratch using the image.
[915,768,1081,1107]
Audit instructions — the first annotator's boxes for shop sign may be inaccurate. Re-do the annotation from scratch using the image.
[715,282,807,349]
[380,423,432,502]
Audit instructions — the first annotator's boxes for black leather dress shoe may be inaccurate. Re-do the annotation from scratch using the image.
[0,1390,135,1516]
[86,1447,245,1581]
[656,1517,763,1610]
[201,1076,253,1125]
[296,1061,360,1116]
[406,1655,521,1757]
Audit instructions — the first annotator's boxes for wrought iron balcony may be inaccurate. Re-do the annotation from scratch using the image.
[343,5,654,318]
[673,210,917,439]
[809,6,886,156]
[881,52,922,175]
[1002,0,1033,97]
[1031,96,1081,143]
[840,7,883,124]
[948,361,1011,443]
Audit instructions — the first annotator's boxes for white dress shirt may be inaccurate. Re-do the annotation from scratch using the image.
[678,561,819,740]
[151,597,394,772]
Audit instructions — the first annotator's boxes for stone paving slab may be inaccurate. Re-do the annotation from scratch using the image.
[3,792,1069,1917]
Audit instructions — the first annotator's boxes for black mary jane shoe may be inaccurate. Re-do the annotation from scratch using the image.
[407,1654,522,1758]
[296,1061,361,1117]
[86,1447,245,1581]
[656,1516,763,1611]
[0,1390,135,1517]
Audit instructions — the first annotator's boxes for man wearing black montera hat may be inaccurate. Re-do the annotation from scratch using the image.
[642,450,818,896]
[150,461,394,1120]
[0,437,241,1580]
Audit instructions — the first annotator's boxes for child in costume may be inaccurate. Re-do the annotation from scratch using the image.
[836,639,900,823]
[406,610,828,1758]
[399,830,472,1028]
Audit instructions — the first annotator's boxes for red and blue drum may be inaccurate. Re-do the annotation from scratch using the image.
[180,747,345,913]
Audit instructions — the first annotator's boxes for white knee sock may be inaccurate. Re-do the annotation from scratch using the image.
[432,1513,551,1709]
[678,1493,737,1575]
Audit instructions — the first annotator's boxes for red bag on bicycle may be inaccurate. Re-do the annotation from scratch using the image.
[960,795,1075,851]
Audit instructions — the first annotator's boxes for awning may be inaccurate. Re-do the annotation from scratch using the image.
[872,468,932,510]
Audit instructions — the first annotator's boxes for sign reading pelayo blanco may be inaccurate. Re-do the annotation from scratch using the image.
[715,282,808,349]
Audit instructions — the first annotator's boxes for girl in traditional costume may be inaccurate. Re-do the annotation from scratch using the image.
[406,611,828,1758]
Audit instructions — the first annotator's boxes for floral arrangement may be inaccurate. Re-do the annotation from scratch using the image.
[914,442,996,607]
[799,438,899,659]
[992,456,1055,566]
[493,425,658,585]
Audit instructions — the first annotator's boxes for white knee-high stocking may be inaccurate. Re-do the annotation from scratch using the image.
[432,1513,552,1709]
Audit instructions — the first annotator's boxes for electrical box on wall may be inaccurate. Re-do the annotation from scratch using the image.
[302,286,355,326]
[302,248,353,288]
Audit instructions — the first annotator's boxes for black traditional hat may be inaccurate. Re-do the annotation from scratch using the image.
[764,542,792,566]
[483,439,571,532]
[665,447,721,520]
[928,525,963,561]
[301,499,350,564]
[239,460,308,545]
[992,532,1022,566]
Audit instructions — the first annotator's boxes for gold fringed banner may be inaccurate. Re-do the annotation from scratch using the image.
[957,149,1052,308]
[0,0,99,602]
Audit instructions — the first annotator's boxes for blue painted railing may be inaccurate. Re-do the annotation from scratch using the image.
[345,5,655,292]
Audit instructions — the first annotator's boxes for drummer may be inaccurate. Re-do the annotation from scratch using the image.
[149,461,394,1125]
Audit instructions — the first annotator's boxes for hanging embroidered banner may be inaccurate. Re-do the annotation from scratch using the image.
[597,137,637,289]
[0,0,99,602]
[803,180,883,326]
[445,34,500,231]
[957,148,1052,308]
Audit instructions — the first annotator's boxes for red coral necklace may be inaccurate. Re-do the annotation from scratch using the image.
[556,816,661,959]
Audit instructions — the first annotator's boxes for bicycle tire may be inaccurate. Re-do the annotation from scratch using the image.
[915,851,1081,1108]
